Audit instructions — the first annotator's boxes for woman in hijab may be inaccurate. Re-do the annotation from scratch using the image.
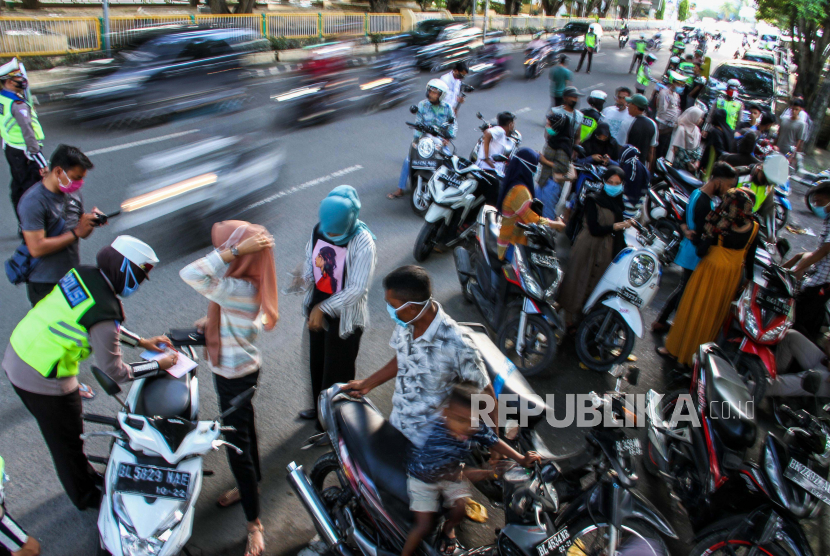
[617,145,650,218]
[658,188,760,365]
[667,106,704,172]
[576,122,620,164]
[720,131,760,168]
[537,111,575,219]
[300,185,377,422]
[559,166,635,330]
[701,108,736,179]
[180,221,279,556]
[497,147,565,260]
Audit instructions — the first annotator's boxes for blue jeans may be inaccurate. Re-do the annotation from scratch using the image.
[537,178,562,220]
[397,156,410,191]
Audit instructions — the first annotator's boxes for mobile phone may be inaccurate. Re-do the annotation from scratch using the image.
[92,209,121,226]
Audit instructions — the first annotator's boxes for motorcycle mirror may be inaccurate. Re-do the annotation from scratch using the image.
[492,154,509,162]
[409,105,418,114]
[91,366,122,397]
[476,111,483,119]
[802,370,822,395]
[573,145,587,158]
[221,386,257,419]
[531,198,544,215]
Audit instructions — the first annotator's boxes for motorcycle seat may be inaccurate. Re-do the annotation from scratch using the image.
[134,374,191,419]
[702,346,756,450]
[335,400,412,515]
[665,162,703,192]
[482,207,502,268]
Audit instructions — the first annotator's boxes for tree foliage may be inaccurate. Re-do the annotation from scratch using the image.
[208,0,255,13]
[446,0,473,13]
[540,0,566,15]
[656,0,666,19]
[677,0,690,21]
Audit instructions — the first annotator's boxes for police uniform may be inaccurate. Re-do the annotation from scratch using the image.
[636,63,652,94]
[576,30,597,73]
[629,39,647,73]
[0,59,47,223]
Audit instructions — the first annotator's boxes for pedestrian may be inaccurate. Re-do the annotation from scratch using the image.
[658,188,760,365]
[617,145,650,219]
[685,63,707,110]
[774,98,807,160]
[629,34,647,73]
[579,90,606,143]
[2,237,174,511]
[651,162,737,333]
[666,106,704,173]
[439,61,469,115]
[618,94,658,170]
[635,54,657,95]
[300,186,376,422]
[736,103,762,136]
[550,86,584,145]
[475,111,516,205]
[575,26,598,73]
[549,55,572,108]
[767,330,830,397]
[400,382,540,556]
[785,183,830,342]
[537,115,575,221]
[0,59,47,228]
[655,72,685,160]
[0,455,42,556]
[601,86,634,145]
[558,166,634,331]
[756,111,776,142]
[700,108,736,180]
[345,265,498,447]
[719,131,759,168]
[180,221,279,556]
[575,122,620,166]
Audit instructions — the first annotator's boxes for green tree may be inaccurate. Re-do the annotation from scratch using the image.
[656,0,666,19]
[696,8,719,18]
[677,0,690,21]
[757,0,830,150]
[541,0,566,15]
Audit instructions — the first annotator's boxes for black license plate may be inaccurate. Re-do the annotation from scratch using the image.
[757,293,790,315]
[115,463,191,500]
[618,288,643,307]
[784,458,830,506]
[440,173,464,188]
[411,159,437,169]
[535,527,572,556]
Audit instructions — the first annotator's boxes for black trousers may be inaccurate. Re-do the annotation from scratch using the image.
[12,385,101,511]
[656,267,694,325]
[5,146,41,223]
[27,281,55,307]
[214,370,261,522]
[629,52,644,73]
[309,318,363,406]
[657,127,674,160]
[794,284,829,343]
[576,49,594,72]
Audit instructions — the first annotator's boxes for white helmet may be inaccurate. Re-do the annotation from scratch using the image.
[762,154,788,186]
[111,235,159,273]
[727,78,741,90]
[426,78,449,102]
[670,56,680,64]
[0,57,26,82]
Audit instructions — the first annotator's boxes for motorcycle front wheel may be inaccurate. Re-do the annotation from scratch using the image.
[497,313,558,376]
[576,306,635,371]
[410,172,431,217]
[688,528,789,556]
[774,201,789,231]
[565,517,670,556]
[413,221,442,262]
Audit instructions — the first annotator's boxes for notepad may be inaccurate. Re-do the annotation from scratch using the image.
[140,349,198,379]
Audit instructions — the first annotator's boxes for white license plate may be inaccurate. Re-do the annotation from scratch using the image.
[115,463,191,500]
[784,458,830,506]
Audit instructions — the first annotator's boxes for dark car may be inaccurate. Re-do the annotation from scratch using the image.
[404,19,460,47]
[554,21,601,52]
[698,60,778,121]
[415,23,481,71]
[68,27,266,126]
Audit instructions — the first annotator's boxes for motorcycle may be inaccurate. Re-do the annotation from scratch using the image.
[404,105,455,217]
[563,157,608,243]
[359,50,418,115]
[775,178,792,230]
[719,248,796,401]
[524,41,552,79]
[619,33,629,49]
[644,157,703,259]
[288,365,677,556]
[454,208,566,376]
[82,331,256,556]
[468,111,522,165]
[575,220,680,371]
[645,343,830,556]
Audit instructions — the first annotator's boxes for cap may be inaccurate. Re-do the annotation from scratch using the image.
[0,58,22,80]
[589,90,607,100]
[562,86,582,98]
[625,94,649,109]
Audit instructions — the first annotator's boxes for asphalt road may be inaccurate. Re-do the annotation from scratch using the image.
[0,32,824,556]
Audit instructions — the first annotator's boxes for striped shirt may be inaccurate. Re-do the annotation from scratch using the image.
[303,229,377,339]
[497,185,553,259]
[180,251,262,379]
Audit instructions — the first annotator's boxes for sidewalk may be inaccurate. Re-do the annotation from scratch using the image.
[805,147,830,172]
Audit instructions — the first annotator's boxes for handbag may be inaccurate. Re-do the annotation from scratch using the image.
[5,217,66,285]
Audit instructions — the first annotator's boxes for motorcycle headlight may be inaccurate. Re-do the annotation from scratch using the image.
[738,290,760,340]
[759,304,794,343]
[417,137,435,159]
[628,254,655,287]
[544,267,563,304]
[514,249,544,300]
[119,522,164,556]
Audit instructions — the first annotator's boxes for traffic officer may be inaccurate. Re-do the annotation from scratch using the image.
[629,34,647,73]
[2,236,177,511]
[580,90,605,142]
[706,78,743,132]
[576,25,598,73]
[0,58,46,226]
[635,53,657,95]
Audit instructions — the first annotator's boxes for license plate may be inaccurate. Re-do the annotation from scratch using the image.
[616,437,642,456]
[617,288,643,307]
[411,160,437,169]
[115,463,191,500]
[784,459,830,506]
[757,293,790,315]
[535,527,572,556]
[440,173,464,188]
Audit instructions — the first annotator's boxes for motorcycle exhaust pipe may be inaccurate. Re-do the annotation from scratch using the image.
[286,462,354,556]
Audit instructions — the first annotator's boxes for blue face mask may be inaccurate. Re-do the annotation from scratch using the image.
[386,298,432,328]
[119,257,140,298]
[812,203,829,220]
[604,182,624,197]
[675,86,685,94]
[546,127,557,136]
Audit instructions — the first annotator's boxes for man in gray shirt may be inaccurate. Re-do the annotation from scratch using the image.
[775,98,807,158]
[17,144,98,306]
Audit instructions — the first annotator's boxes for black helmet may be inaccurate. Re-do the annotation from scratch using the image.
[546,111,568,132]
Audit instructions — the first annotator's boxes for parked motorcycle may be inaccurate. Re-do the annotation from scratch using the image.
[644,157,703,259]
[645,343,829,556]
[288,364,676,556]
[468,111,522,165]
[404,105,455,217]
[575,220,680,371]
[564,158,613,243]
[82,331,255,556]
[454,208,565,376]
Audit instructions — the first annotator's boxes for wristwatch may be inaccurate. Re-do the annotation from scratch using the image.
[231,245,240,258]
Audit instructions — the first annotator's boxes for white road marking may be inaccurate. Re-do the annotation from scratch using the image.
[85,130,200,156]
[515,107,532,114]
[243,164,364,211]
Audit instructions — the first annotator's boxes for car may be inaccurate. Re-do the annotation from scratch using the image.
[415,23,482,71]
[404,19,461,47]
[697,60,780,121]
[553,21,602,52]
[742,49,775,66]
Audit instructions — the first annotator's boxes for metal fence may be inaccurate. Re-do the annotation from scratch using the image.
[367,13,401,35]
[0,16,100,56]
[322,13,364,36]
[107,15,192,47]
[449,14,665,32]
[266,13,318,39]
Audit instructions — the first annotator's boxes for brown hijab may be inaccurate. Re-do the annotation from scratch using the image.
[206,220,279,365]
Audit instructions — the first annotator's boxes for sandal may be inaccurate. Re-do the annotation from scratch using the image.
[79,383,96,400]
[245,522,265,556]
[655,346,675,360]
[387,190,405,200]
[438,533,462,556]
[217,487,242,508]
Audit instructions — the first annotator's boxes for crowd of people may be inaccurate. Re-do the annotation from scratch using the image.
[1,29,830,556]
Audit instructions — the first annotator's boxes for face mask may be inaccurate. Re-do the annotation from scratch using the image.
[604,182,624,197]
[58,171,84,194]
[12,78,27,90]
[727,89,737,99]
[565,100,577,108]
[812,203,829,220]
[545,126,557,136]
[386,297,432,327]
[119,258,141,298]
[675,86,685,94]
